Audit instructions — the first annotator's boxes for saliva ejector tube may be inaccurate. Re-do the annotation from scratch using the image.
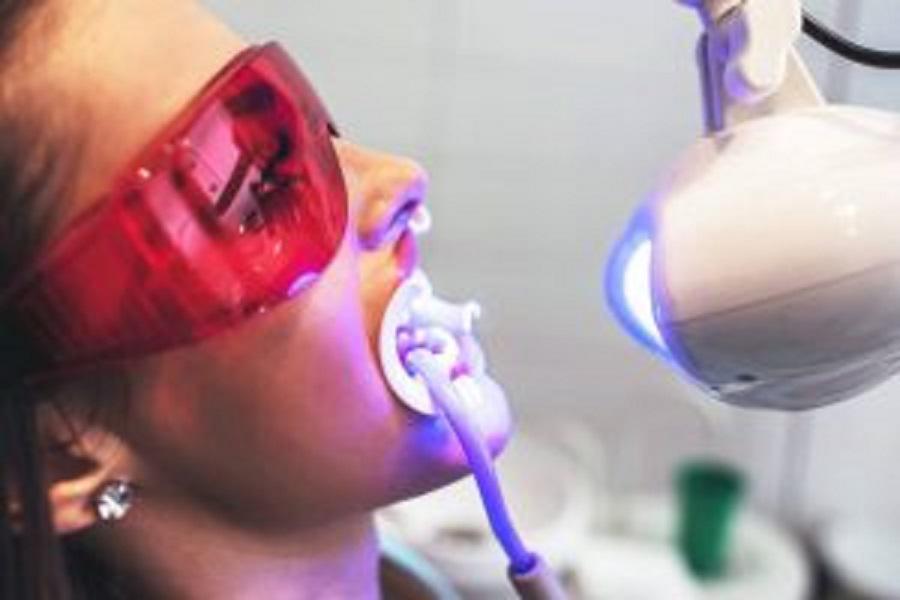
[379,271,567,600]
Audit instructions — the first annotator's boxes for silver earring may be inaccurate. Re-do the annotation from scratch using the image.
[94,480,134,523]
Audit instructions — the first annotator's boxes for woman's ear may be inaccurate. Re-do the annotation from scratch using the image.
[37,402,130,535]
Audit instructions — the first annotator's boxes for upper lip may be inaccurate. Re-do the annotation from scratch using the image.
[366,199,428,287]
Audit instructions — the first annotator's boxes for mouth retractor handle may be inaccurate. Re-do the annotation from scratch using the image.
[403,348,568,600]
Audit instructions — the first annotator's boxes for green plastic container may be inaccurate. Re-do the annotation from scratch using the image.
[676,459,745,580]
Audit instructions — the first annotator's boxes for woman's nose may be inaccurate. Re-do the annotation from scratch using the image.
[332,139,429,252]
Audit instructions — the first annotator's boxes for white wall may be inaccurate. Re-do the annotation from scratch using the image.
[201,0,900,524]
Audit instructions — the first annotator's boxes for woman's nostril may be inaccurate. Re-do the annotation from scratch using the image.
[391,200,422,235]
[347,146,431,250]
[394,199,422,227]
[361,198,424,251]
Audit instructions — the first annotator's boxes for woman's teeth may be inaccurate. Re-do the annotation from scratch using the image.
[397,326,462,375]
[402,294,484,380]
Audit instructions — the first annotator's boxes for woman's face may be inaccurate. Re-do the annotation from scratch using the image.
[29,0,512,532]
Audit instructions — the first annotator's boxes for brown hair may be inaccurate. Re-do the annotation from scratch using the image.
[0,2,117,599]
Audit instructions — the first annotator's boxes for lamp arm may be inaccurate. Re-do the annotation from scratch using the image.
[679,0,824,133]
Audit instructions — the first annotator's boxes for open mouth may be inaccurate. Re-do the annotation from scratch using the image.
[378,269,486,415]
[395,292,483,380]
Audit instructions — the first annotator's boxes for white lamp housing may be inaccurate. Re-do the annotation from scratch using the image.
[607,1,900,410]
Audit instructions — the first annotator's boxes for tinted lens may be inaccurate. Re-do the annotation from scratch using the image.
[4,44,348,376]
[161,43,347,312]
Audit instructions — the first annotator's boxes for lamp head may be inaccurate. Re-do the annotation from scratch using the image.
[607,106,900,410]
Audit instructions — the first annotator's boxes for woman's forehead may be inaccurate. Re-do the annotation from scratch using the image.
[21,0,246,238]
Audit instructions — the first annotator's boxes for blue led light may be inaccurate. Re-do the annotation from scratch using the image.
[605,212,671,360]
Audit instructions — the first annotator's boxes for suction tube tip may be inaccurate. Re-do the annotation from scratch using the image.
[509,554,569,600]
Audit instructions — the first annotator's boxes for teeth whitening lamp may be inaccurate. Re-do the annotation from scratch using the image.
[608,0,900,411]
[378,3,900,599]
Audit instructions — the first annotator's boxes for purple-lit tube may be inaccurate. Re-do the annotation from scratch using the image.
[405,350,537,575]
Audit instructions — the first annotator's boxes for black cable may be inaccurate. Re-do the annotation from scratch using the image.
[802,10,900,69]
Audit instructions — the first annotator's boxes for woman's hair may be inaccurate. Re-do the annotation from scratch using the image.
[0,2,123,599]
[0,1,66,597]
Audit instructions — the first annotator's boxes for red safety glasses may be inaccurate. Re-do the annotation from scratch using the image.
[0,43,348,381]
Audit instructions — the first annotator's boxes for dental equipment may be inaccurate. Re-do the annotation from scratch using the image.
[608,0,900,410]
[380,272,568,600]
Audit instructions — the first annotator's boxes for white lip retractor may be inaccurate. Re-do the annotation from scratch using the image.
[378,205,564,598]
[379,270,482,414]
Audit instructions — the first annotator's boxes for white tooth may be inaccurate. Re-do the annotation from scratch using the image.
[422,327,460,372]
[410,297,481,334]
[409,205,432,236]
[411,328,429,347]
